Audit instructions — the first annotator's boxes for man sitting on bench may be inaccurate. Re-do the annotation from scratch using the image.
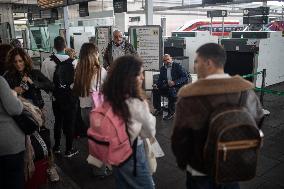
[152,54,189,120]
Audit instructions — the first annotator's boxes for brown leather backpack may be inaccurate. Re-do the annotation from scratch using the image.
[203,91,263,184]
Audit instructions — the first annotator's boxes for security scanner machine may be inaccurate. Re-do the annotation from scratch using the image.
[221,31,284,87]
[165,31,218,73]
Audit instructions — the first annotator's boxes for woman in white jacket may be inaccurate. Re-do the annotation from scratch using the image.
[73,43,108,177]
[73,43,107,127]
[102,55,156,189]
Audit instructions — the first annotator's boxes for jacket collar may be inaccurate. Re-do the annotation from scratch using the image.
[178,76,254,97]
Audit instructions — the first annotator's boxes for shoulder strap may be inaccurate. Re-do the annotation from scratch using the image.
[95,67,102,91]
[50,54,62,65]
[63,58,74,64]
[239,91,248,107]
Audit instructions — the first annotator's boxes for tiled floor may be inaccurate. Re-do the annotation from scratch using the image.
[41,82,284,189]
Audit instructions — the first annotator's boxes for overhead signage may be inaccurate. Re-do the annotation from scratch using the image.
[207,10,228,18]
[37,0,67,9]
[67,0,91,5]
[203,0,233,4]
[243,7,270,16]
[79,2,89,17]
[51,8,58,20]
[113,0,127,13]
[243,16,268,25]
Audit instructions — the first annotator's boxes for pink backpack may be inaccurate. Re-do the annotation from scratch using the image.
[87,102,133,166]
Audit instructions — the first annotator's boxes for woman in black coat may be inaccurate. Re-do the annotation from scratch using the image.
[4,48,53,109]
[4,48,59,182]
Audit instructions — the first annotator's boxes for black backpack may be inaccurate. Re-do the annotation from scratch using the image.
[203,91,263,184]
[51,54,74,96]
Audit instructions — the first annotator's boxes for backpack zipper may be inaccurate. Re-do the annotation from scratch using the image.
[218,140,259,161]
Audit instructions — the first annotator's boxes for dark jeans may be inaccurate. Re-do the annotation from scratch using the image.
[153,88,176,114]
[52,97,78,152]
[0,151,25,189]
[186,172,240,189]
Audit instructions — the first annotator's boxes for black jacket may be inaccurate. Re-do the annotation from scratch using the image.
[4,69,54,109]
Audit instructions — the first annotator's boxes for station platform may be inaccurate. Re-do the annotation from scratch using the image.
[40,82,284,189]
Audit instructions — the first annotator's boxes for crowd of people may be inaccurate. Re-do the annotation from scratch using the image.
[0,30,264,189]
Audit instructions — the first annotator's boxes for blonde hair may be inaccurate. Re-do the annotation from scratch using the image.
[73,43,100,97]
[65,48,77,59]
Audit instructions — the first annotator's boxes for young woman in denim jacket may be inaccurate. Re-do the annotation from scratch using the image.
[102,55,156,189]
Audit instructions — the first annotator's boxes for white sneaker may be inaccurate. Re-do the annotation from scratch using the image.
[47,166,60,182]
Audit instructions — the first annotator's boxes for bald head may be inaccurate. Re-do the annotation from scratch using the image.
[113,30,123,45]
[163,54,173,65]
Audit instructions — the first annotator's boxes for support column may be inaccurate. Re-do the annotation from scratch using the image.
[63,6,70,48]
[145,0,153,25]
[115,12,126,33]
[0,4,15,43]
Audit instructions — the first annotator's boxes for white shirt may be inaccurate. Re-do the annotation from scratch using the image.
[41,54,77,82]
[205,73,230,80]
[126,98,156,145]
[186,73,231,176]
[79,67,107,108]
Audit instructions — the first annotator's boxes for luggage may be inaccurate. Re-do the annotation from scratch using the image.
[25,159,48,189]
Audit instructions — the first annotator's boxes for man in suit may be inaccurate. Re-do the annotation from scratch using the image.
[153,54,189,120]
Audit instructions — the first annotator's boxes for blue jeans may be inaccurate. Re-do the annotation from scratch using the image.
[113,143,155,189]
[186,172,240,189]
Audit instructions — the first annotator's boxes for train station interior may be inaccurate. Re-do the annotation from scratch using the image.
[0,0,284,189]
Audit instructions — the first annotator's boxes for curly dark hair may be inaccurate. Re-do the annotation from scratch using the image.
[102,55,145,125]
[6,47,33,75]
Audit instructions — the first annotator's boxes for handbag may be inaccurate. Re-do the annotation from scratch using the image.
[91,68,104,108]
[14,98,43,135]
[144,138,157,174]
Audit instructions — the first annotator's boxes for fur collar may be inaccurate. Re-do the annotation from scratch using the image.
[178,76,254,97]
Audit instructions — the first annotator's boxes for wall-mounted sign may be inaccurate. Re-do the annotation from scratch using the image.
[207,10,228,18]
[129,16,140,22]
[243,7,270,16]
[79,2,89,17]
[129,26,163,71]
[113,0,127,13]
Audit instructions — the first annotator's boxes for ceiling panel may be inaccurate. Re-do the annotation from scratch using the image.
[0,0,37,4]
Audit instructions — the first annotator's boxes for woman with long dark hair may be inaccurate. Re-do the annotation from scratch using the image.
[4,48,53,108]
[4,48,59,182]
[103,55,156,188]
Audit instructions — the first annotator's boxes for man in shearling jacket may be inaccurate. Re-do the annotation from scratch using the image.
[171,43,264,189]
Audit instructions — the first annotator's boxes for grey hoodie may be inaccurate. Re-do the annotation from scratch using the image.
[0,76,24,156]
